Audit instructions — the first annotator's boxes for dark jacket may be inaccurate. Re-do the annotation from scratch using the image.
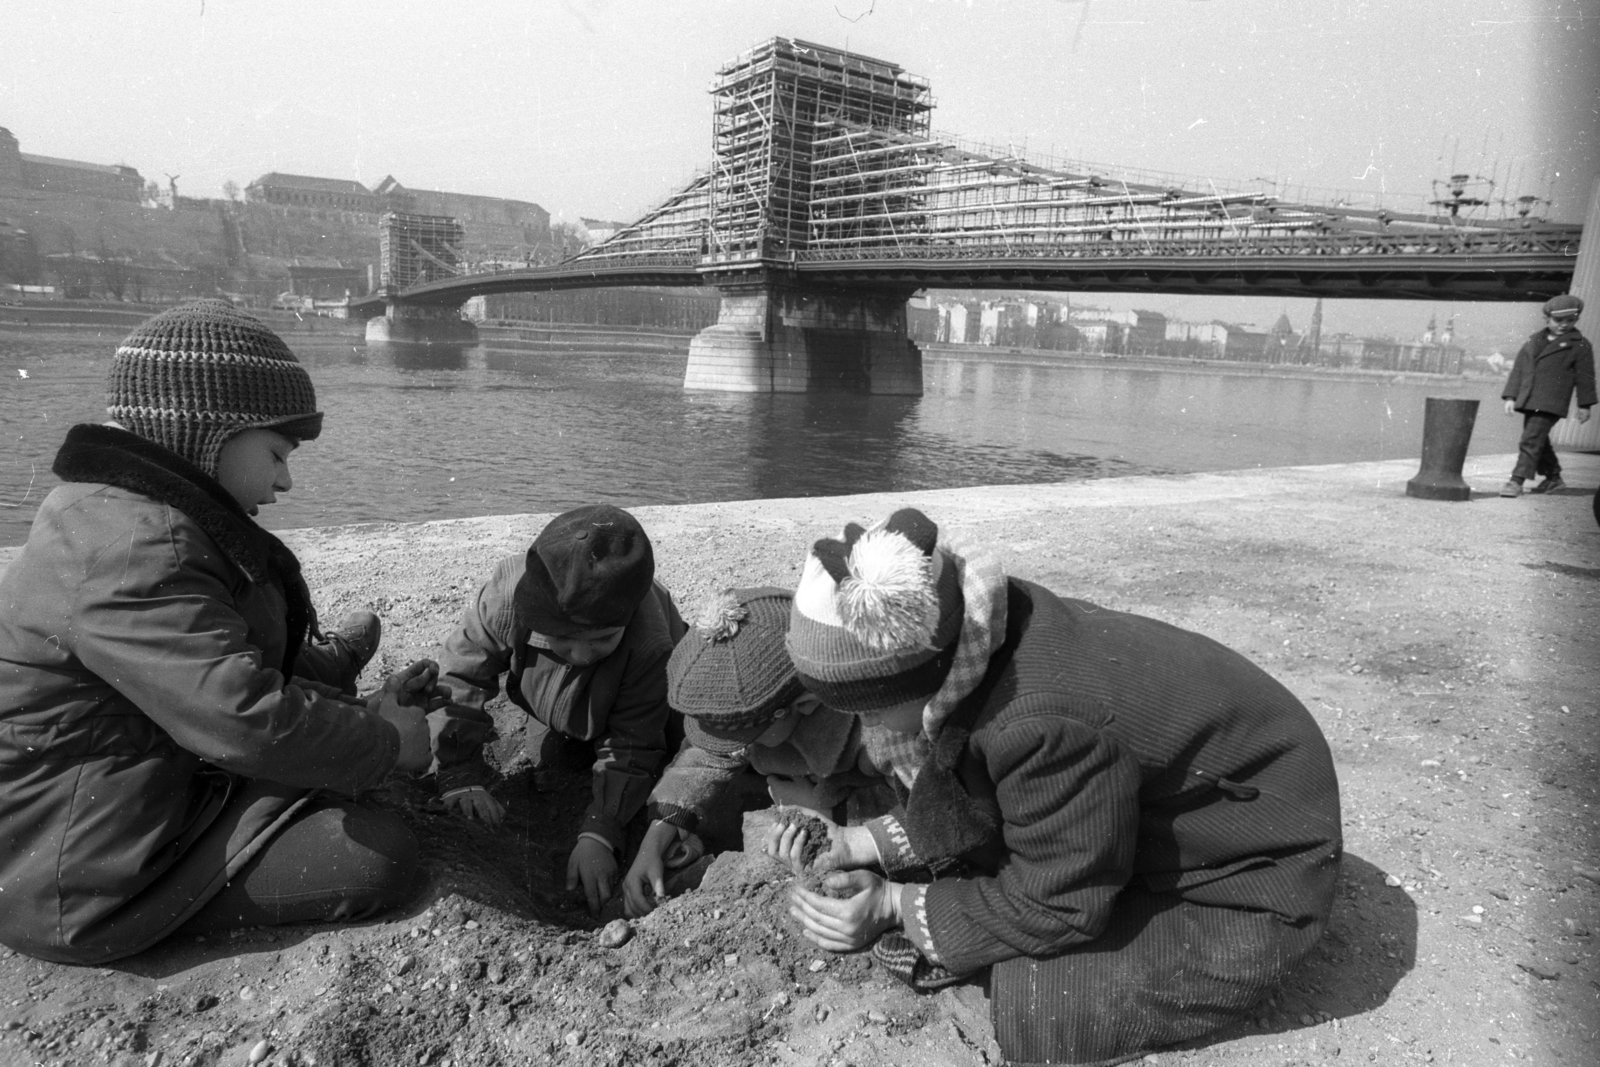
[0,426,399,964]
[434,552,686,851]
[868,579,1342,979]
[1502,327,1597,417]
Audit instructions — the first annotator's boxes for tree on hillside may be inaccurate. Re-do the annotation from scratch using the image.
[223,180,241,203]
[97,238,131,301]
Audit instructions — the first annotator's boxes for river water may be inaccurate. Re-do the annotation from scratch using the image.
[0,327,1522,546]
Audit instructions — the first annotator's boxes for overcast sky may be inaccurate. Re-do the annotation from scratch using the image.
[4,0,1595,345]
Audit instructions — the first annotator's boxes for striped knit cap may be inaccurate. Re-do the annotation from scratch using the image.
[786,508,963,713]
[107,299,322,476]
[669,586,806,755]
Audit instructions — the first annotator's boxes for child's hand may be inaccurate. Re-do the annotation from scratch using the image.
[788,870,903,952]
[621,821,677,918]
[442,785,505,828]
[1504,399,1516,416]
[378,660,446,710]
[567,837,618,917]
[763,809,876,874]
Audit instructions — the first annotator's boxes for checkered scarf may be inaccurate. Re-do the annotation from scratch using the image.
[861,530,1008,788]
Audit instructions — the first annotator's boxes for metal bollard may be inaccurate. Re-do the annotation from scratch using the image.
[1406,397,1480,501]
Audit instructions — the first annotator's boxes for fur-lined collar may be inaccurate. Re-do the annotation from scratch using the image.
[52,423,316,672]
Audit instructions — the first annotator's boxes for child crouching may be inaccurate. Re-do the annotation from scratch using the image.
[620,586,892,918]
[431,504,685,915]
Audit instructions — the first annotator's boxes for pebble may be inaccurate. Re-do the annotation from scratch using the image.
[598,919,633,949]
[1573,864,1600,885]
[188,993,218,1013]
[808,959,827,973]
[464,920,480,930]
[1463,915,1483,925]
[815,1006,830,1022]
[1517,962,1560,981]
[487,963,506,984]
[772,992,789,1007]
[1561,918,1591,937]
[247,1039,271,1064]
[1488,888,1509,900]
[724,953,739,966]
[1383,874,1402,888]
[238,986,255,1001]
[1419,759,1441,769]
[867,1009,889,1024]
[564,1030,583,1047]
[394,954,415,975]
[1301,1014,1316,1026]
[1472,905,1485,915]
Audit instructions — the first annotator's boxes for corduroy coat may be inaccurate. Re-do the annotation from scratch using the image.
[0,470,398,964]
[866,579,1342,1062]
[1502,327,1597,417]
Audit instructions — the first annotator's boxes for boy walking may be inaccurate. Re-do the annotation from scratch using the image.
[1500,293,1595,497]
[431,505,685,915]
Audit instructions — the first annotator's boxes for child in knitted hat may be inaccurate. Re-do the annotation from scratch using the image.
[617,586,893,918]
[0,300,437,964]
[776,506,1342,1067]
[431,503,686,915]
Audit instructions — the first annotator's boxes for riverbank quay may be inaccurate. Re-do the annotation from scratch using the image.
[0,454,1596,1067]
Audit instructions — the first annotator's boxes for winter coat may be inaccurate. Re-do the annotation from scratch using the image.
[0,425,399,964]
[433,553,686,851]
[865,579,1342,980]
[647,706,894,831]
[1502,327,1597,417]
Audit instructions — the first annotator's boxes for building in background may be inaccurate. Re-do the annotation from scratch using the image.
[0,127,144,202]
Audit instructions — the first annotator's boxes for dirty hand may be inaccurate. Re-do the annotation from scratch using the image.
[621,821,678,918]
[442,786,506,828]
[376,692,430,773]
[1504,399,1516,416]
[375,659,448,710]
[763,809,875,874]
[788,870,903,953]
[567,836,619,916]
[1579,406,1591,424]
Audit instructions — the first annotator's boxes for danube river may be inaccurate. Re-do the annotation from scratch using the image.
[0,327,1523,546]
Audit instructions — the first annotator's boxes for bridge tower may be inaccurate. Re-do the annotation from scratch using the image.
[685,39,929,393]
[367,212,480,346]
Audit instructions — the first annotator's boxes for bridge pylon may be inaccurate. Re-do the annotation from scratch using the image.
[366,212,479,347]
[686,273,920,393]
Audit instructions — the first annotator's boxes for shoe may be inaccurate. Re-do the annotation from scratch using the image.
[324,610,382,675]
[1529,477,1566,494]
[1499,481,1523,498]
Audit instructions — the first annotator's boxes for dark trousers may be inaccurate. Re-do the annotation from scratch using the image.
[1513,412,1562,481]
[187,799,419,933]
[991,885,1328,1065]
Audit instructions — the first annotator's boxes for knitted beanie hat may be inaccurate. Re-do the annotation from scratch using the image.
[513,504,655,637]
[786,507,963,713]
[106,299,322,476]
[669,586,806,755]
[1543,294,1584,319]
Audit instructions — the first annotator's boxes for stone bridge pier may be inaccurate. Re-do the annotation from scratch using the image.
[684,277,922,394]
[365,300,479,346]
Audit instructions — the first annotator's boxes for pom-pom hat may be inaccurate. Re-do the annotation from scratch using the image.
[786,508,963,713]
[513,504,655,637]
[669,586,806,756]
[106,298,322,476]
[1543,294,1584,319]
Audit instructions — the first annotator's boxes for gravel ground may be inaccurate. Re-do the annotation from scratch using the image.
[1,451,1596,1067]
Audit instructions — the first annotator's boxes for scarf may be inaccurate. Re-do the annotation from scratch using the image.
[52,423,319,675]
[860,530,1009,788]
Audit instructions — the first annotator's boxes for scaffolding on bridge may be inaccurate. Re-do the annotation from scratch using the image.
[379,212,466,290]
[561,38,1576,277]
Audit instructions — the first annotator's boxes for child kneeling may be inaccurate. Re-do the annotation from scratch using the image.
[620,586,893,918]
[432,505,685,914]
